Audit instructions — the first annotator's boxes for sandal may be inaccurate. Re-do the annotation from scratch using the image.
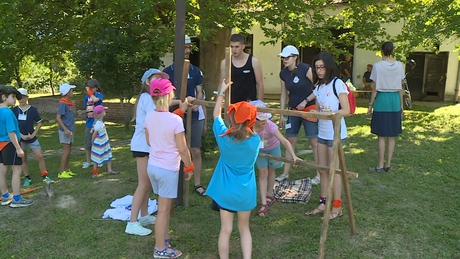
[369,167,385,172]
[322,208,343,220]
[108,171,119,175]
[266,195,276,207]
[384,166,391,172]
[153,246,182,258]
[311,176,320,185]
[305,206,325,216]
[194,184,207,196]
[257,203,269,216]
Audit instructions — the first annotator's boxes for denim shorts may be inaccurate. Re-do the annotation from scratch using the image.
[256,145,283,169]
[147,164,179,199]
[317,137,346,148]
[21,139,42,151]
[285,115,318,138]
[58,130,74,144]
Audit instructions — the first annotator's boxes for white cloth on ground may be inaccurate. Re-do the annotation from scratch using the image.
[102,195,158,221]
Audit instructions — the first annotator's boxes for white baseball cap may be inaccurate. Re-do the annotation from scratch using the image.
[17,88,28,97]
[279,45,299,57]
[59,83,76,96]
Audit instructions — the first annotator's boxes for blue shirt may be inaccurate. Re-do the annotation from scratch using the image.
[206,117,260,211]
[57,102,75,132]
[163,64,203,120]
[83,92,103,128]
[0,107,20,142]
[11,105,42,143]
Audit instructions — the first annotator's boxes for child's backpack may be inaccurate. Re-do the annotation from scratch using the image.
[332,77,356,115]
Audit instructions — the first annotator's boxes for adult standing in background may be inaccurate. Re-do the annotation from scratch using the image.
[163,35,207,197]
[339,55,352,83]
[219,33,264,103]
[367,42,405,172]
[275,45,320,185]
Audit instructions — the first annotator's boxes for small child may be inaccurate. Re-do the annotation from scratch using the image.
[249,100,302,217]
[0,85,34,207]
[145,78,193,258]
[12,88,54,186]
[90,105,118,178]
[56,83,77,179]
[77,79,103,169]
[206,80,260,259]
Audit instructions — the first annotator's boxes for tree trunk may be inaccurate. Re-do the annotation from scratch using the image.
[120,97,132,129]
[14,68,23,88]
[49,66,55,96]
[199,29,231,97]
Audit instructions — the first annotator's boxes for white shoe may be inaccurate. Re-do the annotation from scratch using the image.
[139,215,156,226]
[82,162,91,169]
[125,222,152,236]
[275,174,289,182]
[98,163,103,168]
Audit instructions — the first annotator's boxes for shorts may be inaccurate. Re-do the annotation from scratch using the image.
[21,139,42,151]
[212,200,237,213]
[132,151,149,158]
[0,142,22,166]
[59,130,74,144]
[317,137,346,148]
[256,145,283,169]
[147,164,179,199]
[84,127,92,150]
[286,115,318,138]
[185,119,204,148]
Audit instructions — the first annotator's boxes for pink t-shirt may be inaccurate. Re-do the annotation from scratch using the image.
[254,120,280,151]
[145,110,185,171]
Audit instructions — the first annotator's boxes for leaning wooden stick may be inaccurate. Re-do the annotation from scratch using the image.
[181,59,191,209]
[224,47,231,122]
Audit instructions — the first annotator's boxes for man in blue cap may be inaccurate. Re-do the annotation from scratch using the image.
[163,36,207,197]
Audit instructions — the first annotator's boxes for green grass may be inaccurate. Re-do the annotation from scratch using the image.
[1,100,459,259]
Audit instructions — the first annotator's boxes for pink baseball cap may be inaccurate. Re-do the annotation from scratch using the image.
[93,105,108,115]
[150,78,176,97]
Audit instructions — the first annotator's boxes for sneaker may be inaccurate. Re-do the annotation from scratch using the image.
[275,173,289,182]
[67,170,77,176]
[82,162,91,169]
[98,163,103,168]
[1,194,12,206]
[58,171,73,179]
[139,215,156,226]
[23,178,31,187]
[43,176,54,183]
[10,197,34,208]
[125,222,152,236]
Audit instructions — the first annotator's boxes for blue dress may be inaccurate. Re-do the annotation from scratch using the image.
[206,117,260,212]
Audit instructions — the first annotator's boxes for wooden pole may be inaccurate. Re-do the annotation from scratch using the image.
[173,0,186,208]
[182,61,191,208]
[224,47,231,122]
[338,138,357,235]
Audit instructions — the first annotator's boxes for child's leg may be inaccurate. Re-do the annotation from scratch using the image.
[21,148,30,177]
[327,146,342,214]
[258,167,268,205]
[377,136,386,168]
[218,209,234,259]
[0,163,9,195]
[31,149,47,174]
[281,136,298,176]
[237,211,252,259]
[129,156,151,223]
[11,165,22,196]
[154,196,175,251]
[267,167,276,195]
[306,142,328,215]
[60,143,71,172]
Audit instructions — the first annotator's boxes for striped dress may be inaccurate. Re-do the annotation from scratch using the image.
[91,121,112,164]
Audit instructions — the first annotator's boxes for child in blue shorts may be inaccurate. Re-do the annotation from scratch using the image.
[250,100,302,216]
[0,85,34,207]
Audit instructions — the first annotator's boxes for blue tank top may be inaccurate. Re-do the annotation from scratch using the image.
[279,63,315,108]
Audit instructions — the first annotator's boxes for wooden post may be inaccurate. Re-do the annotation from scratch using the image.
[338,135,357,235]
[181,60,191,208]
[224,47,231,121]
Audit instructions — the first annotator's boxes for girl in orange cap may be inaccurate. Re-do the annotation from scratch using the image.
[207,80,260,259]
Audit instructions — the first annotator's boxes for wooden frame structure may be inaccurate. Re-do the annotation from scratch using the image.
[180,47,358,259]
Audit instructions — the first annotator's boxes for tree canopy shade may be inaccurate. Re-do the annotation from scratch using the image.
[1,0,459,101]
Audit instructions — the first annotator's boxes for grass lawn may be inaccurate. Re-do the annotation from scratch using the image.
[1,100,459,259]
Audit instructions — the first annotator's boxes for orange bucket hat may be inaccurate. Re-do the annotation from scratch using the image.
[221,101,257,136]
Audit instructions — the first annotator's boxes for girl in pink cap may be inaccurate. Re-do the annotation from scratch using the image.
[145,78,193,259]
